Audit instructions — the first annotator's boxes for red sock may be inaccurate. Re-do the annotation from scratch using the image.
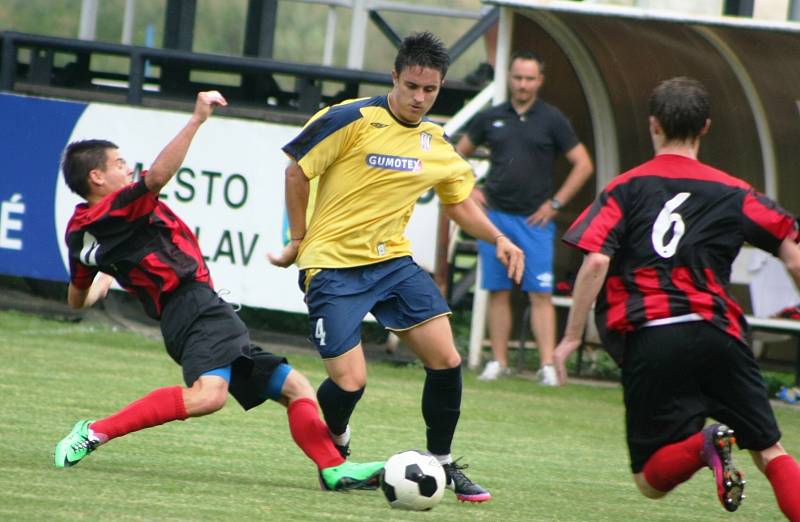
[287,397,345,470]
[90,386,188,441]
[765,454,800,521]
[642,431,705,493]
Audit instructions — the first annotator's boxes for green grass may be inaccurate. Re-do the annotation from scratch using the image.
[1,310,798,521]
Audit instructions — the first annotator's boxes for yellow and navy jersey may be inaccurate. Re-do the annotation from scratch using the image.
[282,95,475,269]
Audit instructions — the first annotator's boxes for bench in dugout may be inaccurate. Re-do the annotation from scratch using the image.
[511,247,800,385]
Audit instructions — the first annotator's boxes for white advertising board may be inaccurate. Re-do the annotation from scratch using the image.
[53,102,441,314]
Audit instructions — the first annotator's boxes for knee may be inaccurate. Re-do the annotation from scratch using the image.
[280,370,316,403]
[445,351,462,369]
[327,361,367,391]
[186,386,227,416]
[333,373,367,392]
[426,347,461,370]
[750,442,787,473]
[529,292,553,307]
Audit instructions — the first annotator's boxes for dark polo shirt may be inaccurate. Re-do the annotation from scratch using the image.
[466,100,579,215]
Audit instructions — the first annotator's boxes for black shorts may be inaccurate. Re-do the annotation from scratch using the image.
[160,282,287,410]
[622,321,781,473]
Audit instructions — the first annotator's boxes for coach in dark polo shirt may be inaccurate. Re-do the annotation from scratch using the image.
[456,50,593,385]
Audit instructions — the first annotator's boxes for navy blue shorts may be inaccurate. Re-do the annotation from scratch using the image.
[299,256,451,359]
[477,209,555,293]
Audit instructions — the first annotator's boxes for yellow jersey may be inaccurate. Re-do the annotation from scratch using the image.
[283,95,475,269]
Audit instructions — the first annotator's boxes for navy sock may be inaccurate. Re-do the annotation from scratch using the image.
[422,366,462,456]
[316,378,364,436]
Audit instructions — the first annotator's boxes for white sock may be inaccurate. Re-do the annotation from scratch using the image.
[330,425,350,446]
[87,426,106,445]
[433,453,452,465]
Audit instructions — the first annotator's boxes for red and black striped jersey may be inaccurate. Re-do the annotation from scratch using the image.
[563,154,797,362]
[65,177,212,319]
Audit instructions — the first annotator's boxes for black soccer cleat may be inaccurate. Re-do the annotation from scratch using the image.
[443,458,492,503]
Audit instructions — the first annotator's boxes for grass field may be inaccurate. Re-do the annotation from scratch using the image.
[1,310,798,521]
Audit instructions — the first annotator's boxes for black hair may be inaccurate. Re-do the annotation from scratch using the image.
[648,77,710,142]
[394,31,450,79]
[510,49,545,73]
[61,139,118,198]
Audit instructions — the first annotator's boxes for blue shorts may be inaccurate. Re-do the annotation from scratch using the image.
[299,256,451,359]
[477,209,555,293]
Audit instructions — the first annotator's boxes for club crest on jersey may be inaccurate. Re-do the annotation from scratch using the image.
[366,154,422,172]
[492,120,505,128]
[420,131,432,151]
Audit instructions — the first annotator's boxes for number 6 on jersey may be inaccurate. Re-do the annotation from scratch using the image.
[651,192,691,258]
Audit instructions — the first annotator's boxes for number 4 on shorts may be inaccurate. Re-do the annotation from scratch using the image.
[315,317,327,346]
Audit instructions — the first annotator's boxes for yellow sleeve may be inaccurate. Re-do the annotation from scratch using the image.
[435,154,476,205]
[282,103,363,180]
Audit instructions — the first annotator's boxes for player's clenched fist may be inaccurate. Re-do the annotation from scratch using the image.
[193,90,227,123]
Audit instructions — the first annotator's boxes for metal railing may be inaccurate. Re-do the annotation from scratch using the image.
[282,0,497,69]
[0,30,482,118]
[1,0,500,118]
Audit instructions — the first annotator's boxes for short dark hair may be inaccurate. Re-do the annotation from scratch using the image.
[61,139,117,198]
[510,50,545,72]
[394,31,449,79]
[648,77,710,142]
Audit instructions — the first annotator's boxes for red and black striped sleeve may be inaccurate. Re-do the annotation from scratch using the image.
[563,188,625,256]
[741,189,798,254]
[68,254,97,289]
[65,179,158,285]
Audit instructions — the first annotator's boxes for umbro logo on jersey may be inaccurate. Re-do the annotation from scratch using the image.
[370,122,389,128]
[492,120,505,128]
[366,154,422,172]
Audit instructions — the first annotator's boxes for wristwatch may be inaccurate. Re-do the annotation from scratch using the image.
[550,198,563,211]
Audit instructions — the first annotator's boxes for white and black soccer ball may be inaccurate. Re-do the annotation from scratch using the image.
[380,450,446,511]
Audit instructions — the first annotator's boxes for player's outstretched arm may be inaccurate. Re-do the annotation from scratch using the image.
[553,252,609,385]
[67,273,114,309]
[444,197,524,283]
[145,90,227,194]
[268,161,310,268]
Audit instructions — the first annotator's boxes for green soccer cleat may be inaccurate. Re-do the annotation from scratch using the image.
[54,420,98,468]
[319,460,385,491]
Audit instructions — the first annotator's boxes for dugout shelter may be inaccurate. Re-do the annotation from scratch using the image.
[466,0,800,378]
[485,0,800,235]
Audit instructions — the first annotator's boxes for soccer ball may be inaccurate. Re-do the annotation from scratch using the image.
[380,450,446,511]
